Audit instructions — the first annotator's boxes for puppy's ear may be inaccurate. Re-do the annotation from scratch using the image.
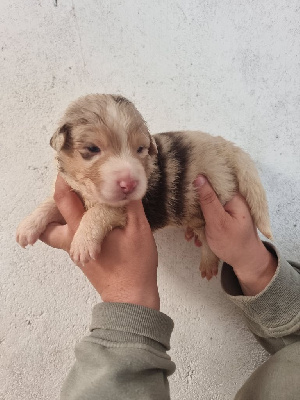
[50,124,71,152]
[149,136,158,156]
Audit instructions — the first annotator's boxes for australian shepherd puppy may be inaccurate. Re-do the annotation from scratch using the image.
[16,94,272,279]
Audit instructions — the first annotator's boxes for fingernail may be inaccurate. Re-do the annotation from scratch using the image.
[193,175,206,188]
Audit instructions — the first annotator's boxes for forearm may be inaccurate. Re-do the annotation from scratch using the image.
[222,243,300,353]
[61,303,175,400]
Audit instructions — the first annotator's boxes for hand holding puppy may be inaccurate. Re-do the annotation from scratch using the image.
[40,174,276,302]
[40,175,160,311]
[194,175,277,296]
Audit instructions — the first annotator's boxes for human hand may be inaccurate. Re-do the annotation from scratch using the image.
[193,175,277,295]
[40,175,160,310]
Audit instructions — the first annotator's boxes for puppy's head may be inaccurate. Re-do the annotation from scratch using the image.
[50,94,157,207]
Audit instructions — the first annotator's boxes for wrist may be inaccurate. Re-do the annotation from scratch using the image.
[233,242,278,296]
[101,286,160,311]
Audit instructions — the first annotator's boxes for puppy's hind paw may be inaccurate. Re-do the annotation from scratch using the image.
[199,264,218,281]
[185,227,195,241]
[185,227,202,247]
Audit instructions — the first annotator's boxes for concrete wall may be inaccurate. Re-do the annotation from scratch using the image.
[1,1,299,399]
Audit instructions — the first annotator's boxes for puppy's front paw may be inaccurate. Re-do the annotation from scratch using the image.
[70,234,102,265]
[16,217,44,248]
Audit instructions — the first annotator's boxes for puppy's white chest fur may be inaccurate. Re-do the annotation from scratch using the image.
[16,94,272,279]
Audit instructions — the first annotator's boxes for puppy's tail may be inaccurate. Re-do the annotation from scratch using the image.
[233,148,273,240]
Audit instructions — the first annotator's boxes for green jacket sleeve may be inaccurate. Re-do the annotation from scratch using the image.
[221,242,300,353]
[60,302,176,400]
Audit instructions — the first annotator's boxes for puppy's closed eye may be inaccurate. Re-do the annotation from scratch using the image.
[87,145,101,154]
[80,145,101,160]
[137,146,149,156]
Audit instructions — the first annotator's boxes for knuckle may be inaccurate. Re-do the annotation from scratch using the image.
[200,191,216,206]
[53,190,65,204]
[53,185,70,204]
[54,175,71,203]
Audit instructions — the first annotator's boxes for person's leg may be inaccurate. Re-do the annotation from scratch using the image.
[235,342,300,400]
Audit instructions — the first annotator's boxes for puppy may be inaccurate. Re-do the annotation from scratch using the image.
[16,94,272,279]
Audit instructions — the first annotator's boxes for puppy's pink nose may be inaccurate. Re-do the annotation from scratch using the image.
[119,179,137,194]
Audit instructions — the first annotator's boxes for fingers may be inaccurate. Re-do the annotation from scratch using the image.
[193,175,226,226]
[126,200,149,227]
[224,193,251,217]
[40,223,69,251]
[54,175,85,233]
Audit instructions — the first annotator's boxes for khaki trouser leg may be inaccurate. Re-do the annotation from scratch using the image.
[235,342,300,400]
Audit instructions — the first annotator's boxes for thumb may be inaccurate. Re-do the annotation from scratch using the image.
[193,175,225,225]
[40,223,70,251]
[126,200,150,228]
[54,174,85,233]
